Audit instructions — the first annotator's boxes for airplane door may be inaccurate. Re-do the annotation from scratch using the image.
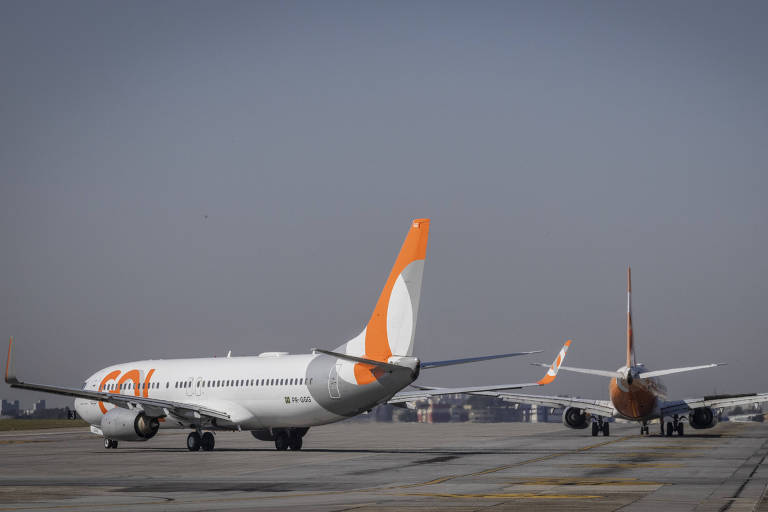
[185,377,194,396]
[328,363,342,399]
[195,377,203,396]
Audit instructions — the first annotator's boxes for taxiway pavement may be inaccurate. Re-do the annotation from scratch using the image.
[1,421,767,511]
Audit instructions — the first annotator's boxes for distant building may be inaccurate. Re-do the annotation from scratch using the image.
[1,399,21,418]
[33,400,47,413]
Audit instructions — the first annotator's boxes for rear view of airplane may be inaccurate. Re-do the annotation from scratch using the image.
[473,268,768,437]
[5,219,569,451]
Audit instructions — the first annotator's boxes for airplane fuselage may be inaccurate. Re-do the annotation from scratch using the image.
[75,353,416,431]
[609,366,667,421]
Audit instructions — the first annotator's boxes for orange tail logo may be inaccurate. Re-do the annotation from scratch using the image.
[354,219,429,385]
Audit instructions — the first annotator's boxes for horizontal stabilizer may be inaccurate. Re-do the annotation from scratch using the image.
[637,363,725,379]
[421,350,542,369]
[311,348,404,372]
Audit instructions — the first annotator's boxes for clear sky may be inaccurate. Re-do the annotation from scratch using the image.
[1,1,766,408]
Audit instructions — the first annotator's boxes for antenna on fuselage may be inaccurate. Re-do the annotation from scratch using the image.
[226,350,232,358]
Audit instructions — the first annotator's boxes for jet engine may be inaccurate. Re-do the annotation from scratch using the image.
[562,407,590,429]
[101,408,160,441]
[688,407,718,429]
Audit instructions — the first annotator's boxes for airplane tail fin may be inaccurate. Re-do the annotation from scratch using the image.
[5,337,17,384]
[626,266,636,368]
[336,219,429,384]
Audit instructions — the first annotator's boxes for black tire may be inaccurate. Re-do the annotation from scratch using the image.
[274,432,289,451]
[666,422,674,437]
[104,438,112,449]
[201,432,215,451]
[112,441,118,449]
[602,422,610,436]
[288,432,302,451]
[677,423,684,436]
[591,423,599,436]
[187,431,202,452]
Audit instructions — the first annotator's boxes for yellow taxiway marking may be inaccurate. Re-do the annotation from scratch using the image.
[509,477,661,486]
[0,439,53,445]
[564,462,683,468]
[391,435,633,490]
[395,492,602,500]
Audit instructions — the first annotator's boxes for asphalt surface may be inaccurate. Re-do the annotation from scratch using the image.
[1,420,767,511]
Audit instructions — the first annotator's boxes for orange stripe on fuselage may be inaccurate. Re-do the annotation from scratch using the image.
[143,368,155,398]
[609,377,657,420]
[98,370,121,414]
[354,219,429,385]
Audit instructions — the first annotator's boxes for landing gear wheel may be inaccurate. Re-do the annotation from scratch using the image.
[187,431,202,451]
[288,431,303,451]
[104,438,113,449]
[677,423,684,436]
[602,422,610,436]
[666,421,674,437]
[201,432,215,451]
[274,432,289,451]
[592,423,599,437]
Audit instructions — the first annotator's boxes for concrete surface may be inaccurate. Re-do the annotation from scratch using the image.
[1,420,767,511]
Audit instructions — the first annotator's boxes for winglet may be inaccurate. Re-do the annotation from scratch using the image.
[5,337,18,384]
[535,339,571,385]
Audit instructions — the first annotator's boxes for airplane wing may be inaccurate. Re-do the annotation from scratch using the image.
[5,338,230,421]
[487,392,616,417]
[660,393,768,417]
[388,340,571,405]
[420,351,542,369]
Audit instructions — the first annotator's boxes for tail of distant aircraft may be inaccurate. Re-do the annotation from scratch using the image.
[531,266,725,381]
[335,219,429,384]
[626,266,636,368]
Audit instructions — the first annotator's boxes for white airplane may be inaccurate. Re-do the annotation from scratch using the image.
[466,267,768,437]
[4,218,570,451]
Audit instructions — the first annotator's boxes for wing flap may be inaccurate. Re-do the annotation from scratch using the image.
[662,393,768,416]
[490,392,616,417]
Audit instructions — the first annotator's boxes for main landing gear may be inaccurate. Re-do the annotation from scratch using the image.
[274,430,303,451]
[640,421,649,435]
[591,417,610,437]
[663,415,684,437]
[187,430,216,451]
[104,438,118,449]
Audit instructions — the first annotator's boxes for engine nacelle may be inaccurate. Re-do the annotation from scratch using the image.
[688,407,718,429]
[101,408,160,441]
[562,407,590,429]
